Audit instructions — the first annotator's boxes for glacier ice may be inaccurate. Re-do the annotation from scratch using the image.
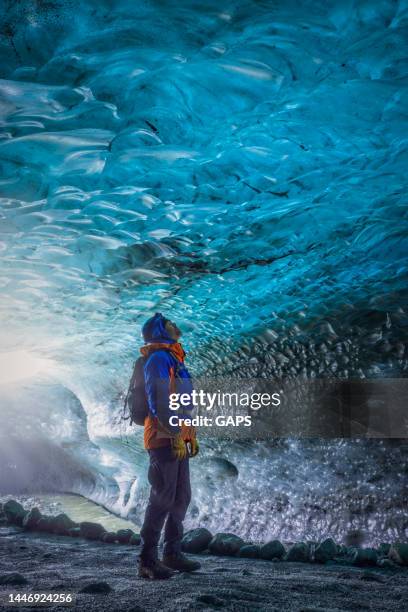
[0,0,407,544]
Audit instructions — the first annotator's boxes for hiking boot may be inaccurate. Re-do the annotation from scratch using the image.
[138,558,174,580]
[162,553,201,572]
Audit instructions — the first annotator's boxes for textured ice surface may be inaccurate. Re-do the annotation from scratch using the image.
[0,0,407,543]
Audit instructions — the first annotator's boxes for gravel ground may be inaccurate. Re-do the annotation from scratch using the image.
[0,526,407,612]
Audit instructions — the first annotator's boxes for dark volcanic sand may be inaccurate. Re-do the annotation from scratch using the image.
[0,526,407,611]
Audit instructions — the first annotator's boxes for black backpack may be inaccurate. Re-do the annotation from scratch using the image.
[124,356,148,426]
[123,351,181,426]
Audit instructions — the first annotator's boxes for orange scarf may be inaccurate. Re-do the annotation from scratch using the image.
[140,341,186,363]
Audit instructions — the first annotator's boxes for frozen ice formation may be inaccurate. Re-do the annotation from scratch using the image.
[0,0,407,543]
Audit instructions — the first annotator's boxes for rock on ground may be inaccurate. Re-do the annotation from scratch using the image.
[22,507,42,530]
[3,500,26,526]
[79,521,106,541]
[260,540,286,560]
[352,547,378,566]
[208,533,245,556]
[50,513,78,536]
[286,542,310,562]
[389,543,408,566]
[238,544,260,558]
[182,527,212,553]
[116,529,134,544]
[0,572,28,586]
[102,532,118,544]
[314,537,338,563]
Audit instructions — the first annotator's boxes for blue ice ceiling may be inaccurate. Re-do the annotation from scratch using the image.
[1,0,407,381]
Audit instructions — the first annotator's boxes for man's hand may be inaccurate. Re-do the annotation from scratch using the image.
[171,435,187,460]
[189,438,199,457]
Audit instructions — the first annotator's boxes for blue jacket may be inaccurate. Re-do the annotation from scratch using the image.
[140,313,193,442]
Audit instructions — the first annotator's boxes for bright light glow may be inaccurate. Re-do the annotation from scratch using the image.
[0,350,57,385]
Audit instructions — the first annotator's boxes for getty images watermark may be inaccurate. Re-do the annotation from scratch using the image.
[168,389,282,428]
[161,377,408,438]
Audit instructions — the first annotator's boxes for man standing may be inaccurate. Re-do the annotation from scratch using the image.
[138,313,201,580]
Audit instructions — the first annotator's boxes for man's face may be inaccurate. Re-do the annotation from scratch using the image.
[165,319,182,341]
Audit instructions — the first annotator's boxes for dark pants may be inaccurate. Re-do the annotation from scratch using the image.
[140,446,191,561]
